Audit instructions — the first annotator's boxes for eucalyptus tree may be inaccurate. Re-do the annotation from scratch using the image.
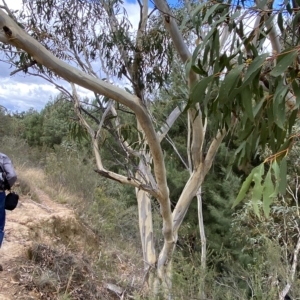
[0,0,299,297]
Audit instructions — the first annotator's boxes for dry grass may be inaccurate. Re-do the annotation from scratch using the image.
[11,167,144,298]
[13,243,105,300]
[1,148,146,299]
[13,167,44,202]
[15,167,77,206]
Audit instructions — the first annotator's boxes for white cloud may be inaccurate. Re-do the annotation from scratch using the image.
[0,76,95,112]
[0,79,57,111]
[0,0,142,112]
[124,2,143,29]
[5,0,23,10]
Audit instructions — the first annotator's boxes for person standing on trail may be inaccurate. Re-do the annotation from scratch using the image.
[0,152,17,248]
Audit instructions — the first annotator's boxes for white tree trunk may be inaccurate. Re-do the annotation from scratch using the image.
[197,189,206,271]
[197,188,206,299]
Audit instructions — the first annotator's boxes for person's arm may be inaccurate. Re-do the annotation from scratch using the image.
[2,155,17,189]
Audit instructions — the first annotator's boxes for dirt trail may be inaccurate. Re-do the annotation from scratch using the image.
[0,189,76,300]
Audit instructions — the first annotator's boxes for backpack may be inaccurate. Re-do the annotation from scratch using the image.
[0,159,19,210]
[0,162,9,191]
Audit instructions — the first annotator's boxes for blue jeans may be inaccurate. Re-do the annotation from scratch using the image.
[0,192,5,247]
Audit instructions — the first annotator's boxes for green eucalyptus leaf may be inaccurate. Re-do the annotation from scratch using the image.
[197,59,208,76]
[270,50,298,77]
[277,12,284,33]
[192,65,206,76]
[272,160,280,178]
[263,169,274,217]
[244,53,269,83]
[185,59,193,78]
[203,4,221,23]
[271,160,280,196]
[233,164,263,208]
[219,64,244,103]
[190,75,214,106]
[191,1,207,18]
[235,140,246,155]
[241,86,254,121]
[278,157,287,195]
[192,43,203,64]
[251,164,265,217]
[232,169,254,208]
[273,85,288,129]
[203,44,210,66]
[231,54,268,98]
[292,80,300,108]
[288,109,298,133]
[260,121,268,150]
[253,99,265,117]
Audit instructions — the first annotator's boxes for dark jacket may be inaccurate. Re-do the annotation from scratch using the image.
[0,152,17,189]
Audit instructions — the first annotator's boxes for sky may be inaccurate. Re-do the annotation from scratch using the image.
[0,0,271,113]
[0,0,143,112]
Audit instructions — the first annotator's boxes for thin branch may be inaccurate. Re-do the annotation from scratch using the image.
[165,134,189,169]
[97,100,113,139]
[26,71,73,99]
[80,106,100,125]
[10,59,36,75]
[148,7,157,19]
[71,83,159,197]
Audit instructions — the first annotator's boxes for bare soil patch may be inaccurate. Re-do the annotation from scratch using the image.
[0,188,103,300]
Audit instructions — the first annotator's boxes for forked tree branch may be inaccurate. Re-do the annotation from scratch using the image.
[172,128,226,236]
[71,83,159,197]
[0,8,170,204]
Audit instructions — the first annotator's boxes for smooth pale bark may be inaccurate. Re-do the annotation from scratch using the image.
[98,1,173,291]
[197,189,206,270]
[197,188,206,298]
[136,185,156,269]
[152,2,227,295]
[136,159,157,272]
[152,0,204,290]
[158,107,182,143]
